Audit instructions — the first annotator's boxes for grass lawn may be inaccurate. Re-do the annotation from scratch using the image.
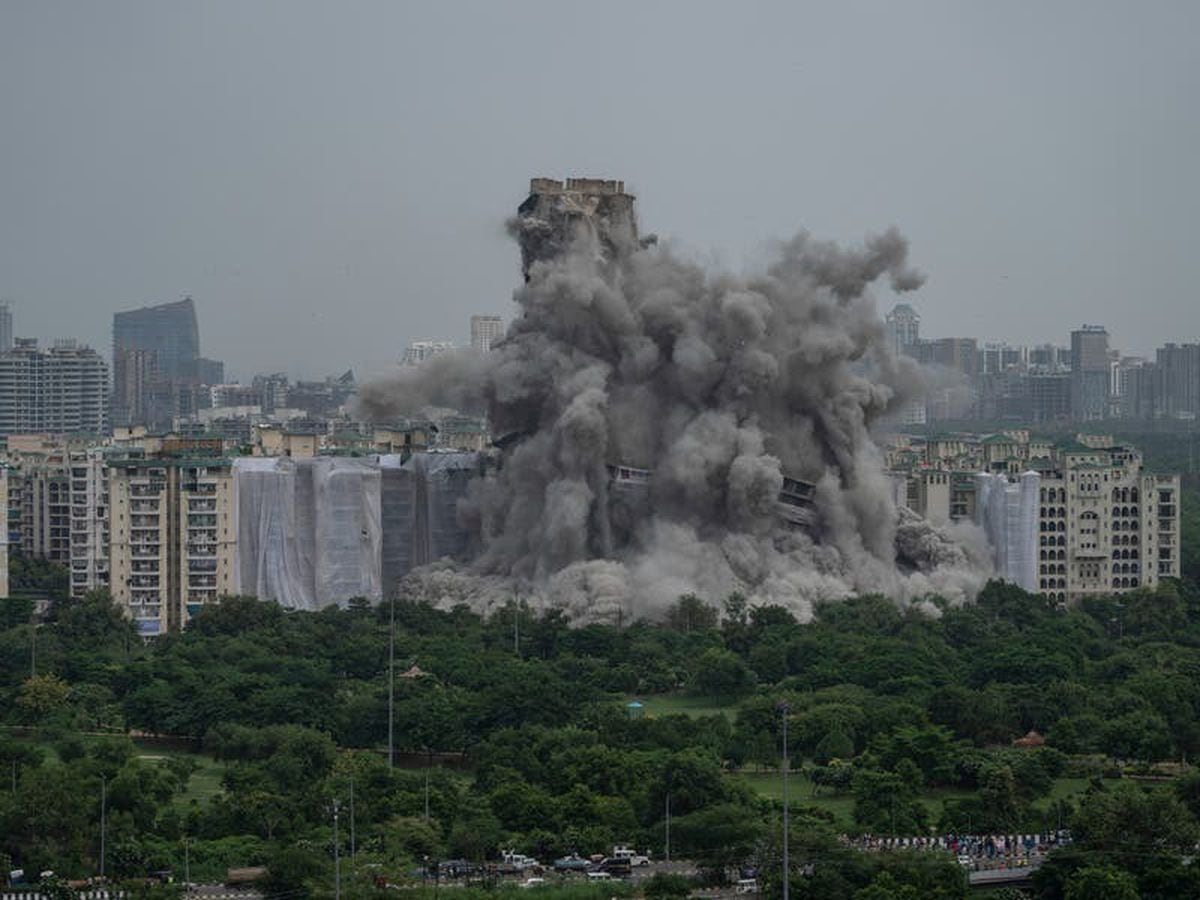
[624,693,741,720]
[124,741,229,811]
[736,771,1114,832]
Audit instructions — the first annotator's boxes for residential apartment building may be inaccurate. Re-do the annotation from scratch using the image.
[401,341,455,366]
[0,467,8,598]
[470,315,504,353]
[1,440,114,597]
[108,443,236,635]
[0,339,109,436]
[888,432,1181,604]
[67,446,112,598]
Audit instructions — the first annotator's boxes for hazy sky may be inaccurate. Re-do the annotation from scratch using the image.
[2,1,1197,380]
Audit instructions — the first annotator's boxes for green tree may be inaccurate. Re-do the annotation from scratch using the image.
[15,674,71,723]
[1063,865,1138,900]
[855,871,921,900]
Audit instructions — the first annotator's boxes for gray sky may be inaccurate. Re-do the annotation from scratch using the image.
[2,1,1197,381]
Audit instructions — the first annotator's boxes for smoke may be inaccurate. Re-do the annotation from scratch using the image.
[358,199,990,623]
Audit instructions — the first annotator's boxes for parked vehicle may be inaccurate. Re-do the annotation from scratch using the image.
[735,878,758,894]
[594,858,632,877]
[553,855,591,872]
[611,846,651,866]
[500,851,540,873]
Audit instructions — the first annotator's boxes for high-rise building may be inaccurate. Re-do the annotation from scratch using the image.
[513,177,639,280]
[884,303,921,356]
[919,337,978,376]
[401,341,455,366]
[979,343,1027,376]
[0,338,109,436]
[1070,326,1110,420]
[1028,344,1070,373]
[113,297,199,380]
[67,446,112,598]
[3,440,113,598]
[112,296,221,430]
[0,468,8,598]
[0,302,12,353]
[1156,343,1200,420]
[253,373,290,414]
[108,441,236,635]
[470,315,504,353]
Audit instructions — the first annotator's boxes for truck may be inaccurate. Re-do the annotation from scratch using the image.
[500,851,541,873]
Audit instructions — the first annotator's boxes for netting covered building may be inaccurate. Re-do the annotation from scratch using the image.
[233,452,481,609]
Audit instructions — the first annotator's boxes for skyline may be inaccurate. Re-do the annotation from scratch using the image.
[2,1,1199,381]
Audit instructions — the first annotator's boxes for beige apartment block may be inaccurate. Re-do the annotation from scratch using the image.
[1035,444,1179,603]
[890,431,1181,604]
[109,453,235,636]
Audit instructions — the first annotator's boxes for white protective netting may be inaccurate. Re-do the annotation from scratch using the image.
[235,452,480,609]
[379,452,480,599]
[974,470,1039,591]
[234,457,382,609]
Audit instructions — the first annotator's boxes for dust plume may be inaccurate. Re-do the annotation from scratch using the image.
[358,182,990,622]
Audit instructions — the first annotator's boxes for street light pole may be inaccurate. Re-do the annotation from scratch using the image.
[388,593,395,769]
[100,774,107,881]
[780,702,790,900]
[665,793,671,863]
[333,799,342,900]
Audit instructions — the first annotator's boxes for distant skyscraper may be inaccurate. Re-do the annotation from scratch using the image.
[884,303,920,356]
[112,296,220,429]
[401,341,455,366]
[0,338,109,435]
[470,315,504,353]
[1155,343,1200,419]
[0,302,12,353]
[113,296,199,379]
[1070,325,1110,420]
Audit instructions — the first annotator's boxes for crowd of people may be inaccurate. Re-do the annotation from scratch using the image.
[843,831,1073,870]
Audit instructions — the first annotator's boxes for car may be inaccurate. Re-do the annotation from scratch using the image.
[585,871,612,881]
[553,855,591,872]
[519,877,546,889]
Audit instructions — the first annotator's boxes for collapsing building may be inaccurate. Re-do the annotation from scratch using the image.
[233,453,480,609]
